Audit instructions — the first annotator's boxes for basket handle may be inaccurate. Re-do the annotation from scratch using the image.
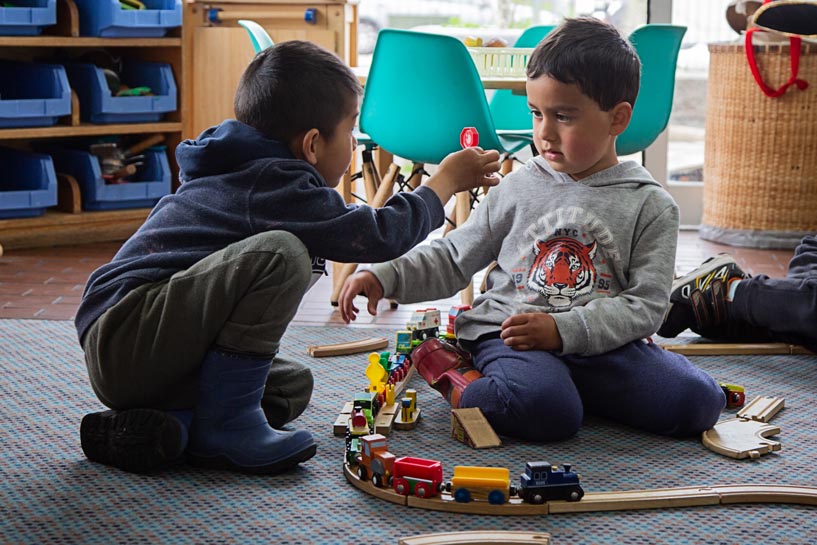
[744,0,809,98]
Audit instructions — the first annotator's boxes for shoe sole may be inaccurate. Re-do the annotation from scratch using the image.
[80,409,185,473]
[188,442,317,475]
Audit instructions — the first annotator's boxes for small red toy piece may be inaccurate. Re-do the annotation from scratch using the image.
[460,127,479,148]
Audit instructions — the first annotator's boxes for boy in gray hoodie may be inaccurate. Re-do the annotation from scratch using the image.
[339,17,725,442]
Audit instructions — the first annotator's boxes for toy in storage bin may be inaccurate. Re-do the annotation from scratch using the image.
[73,0,182,38]
[0,0,56,36]
[64,60,177,124]
[49,146,171,211]
[0,60,71,128]
[0,147,58,219]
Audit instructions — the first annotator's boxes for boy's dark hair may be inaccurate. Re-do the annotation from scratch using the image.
[527,17,640,111]
[234,40,363,143]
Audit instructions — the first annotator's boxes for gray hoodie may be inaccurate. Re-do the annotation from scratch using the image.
[371,157,679,356]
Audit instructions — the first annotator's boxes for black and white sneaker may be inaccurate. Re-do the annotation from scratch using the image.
[658,254,749,338]
[80,409,187,473]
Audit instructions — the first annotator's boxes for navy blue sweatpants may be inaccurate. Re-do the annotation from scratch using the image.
[459,337,725,442]
[732,235,817,352]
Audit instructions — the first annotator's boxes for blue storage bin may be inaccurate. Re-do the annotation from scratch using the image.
[65,60,177,124]
[0,0,56,36]
[0,147,58,219]
[0,61,71,128]
[49,146,171,211]
[73,0,181,38]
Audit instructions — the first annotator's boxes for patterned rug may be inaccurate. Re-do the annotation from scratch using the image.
[1,319,816,545]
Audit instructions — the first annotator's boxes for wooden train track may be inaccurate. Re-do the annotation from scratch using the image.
[343,464,817,514]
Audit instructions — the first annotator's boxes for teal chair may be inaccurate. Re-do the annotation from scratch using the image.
[489,25,556,135]
[238,19,274,53]
[359,29,532,304]
[360,28,532,166]
[617,24,687,155]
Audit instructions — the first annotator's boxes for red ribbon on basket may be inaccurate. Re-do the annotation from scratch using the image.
[744,0,809,98]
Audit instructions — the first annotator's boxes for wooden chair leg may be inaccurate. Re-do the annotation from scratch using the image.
[361,148,382,202]
[501,155,515,176]
[330,163,400,305]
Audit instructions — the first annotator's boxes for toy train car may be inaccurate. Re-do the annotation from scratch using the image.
[518,461,584,503]
[392,456,445,498]
[446,465,517,505]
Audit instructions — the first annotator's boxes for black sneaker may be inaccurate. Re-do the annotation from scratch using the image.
[80,409,187,473]
[658,254,749,338]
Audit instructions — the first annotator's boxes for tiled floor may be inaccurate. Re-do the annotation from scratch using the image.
[0,231,794,327]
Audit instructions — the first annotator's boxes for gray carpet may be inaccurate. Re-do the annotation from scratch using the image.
[1,319,816,545]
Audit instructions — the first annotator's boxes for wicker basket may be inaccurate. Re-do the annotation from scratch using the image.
[701,41,817,248]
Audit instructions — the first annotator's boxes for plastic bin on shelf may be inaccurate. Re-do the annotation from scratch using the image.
[49,146,171,211]
[73,0,182,38]
[64,60,177,124]
[0,61,71,128]
[0,147,58,219]
[0,0,56,36]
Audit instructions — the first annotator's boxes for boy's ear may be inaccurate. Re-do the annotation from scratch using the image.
[294,128,321,165]
[609,102,633,136]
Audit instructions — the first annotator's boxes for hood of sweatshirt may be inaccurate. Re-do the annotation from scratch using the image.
[530,155,661,189]
[176,120,296,182]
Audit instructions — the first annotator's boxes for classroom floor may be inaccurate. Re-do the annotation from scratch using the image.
[0,230,795,328]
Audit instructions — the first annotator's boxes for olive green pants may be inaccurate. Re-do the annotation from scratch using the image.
[82,231,314,427]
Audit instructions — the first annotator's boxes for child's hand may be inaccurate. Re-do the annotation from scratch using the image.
[425,147,501,204]
[500,312,563,351]
[338,271,385,324]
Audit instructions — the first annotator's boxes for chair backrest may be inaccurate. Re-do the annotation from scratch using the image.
[616,24,687,156]
[360,29,506,165]
[489,25,556,132]
[238,19,274,53]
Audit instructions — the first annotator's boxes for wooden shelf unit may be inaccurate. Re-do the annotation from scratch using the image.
[0,0,186,252]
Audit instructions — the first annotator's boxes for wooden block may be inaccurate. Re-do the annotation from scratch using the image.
[374,402,399,436]
[701,418,782,459]
[394,408,421,430]
[333,401,354,436]
[450,407,501,449]
[307,337,388,357]
[399,531,551,545]
[737,396,785,423]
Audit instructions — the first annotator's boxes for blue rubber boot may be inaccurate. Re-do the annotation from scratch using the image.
[187,350,316,474]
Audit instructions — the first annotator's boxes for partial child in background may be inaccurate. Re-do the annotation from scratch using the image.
[77,40,500,474]
[659,235,817,353]
[339,18,725,442]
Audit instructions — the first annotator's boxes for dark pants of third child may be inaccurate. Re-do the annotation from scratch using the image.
[731,235,817,353]
[82,231,314,428]
[460,338,725,442]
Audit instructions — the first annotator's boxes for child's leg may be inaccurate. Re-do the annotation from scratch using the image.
[261,356,314,428]
[731,236,817,351]
[81,230,313,473]
[460,338,583,442]
[564,340,725,437]
[84,230,313,411]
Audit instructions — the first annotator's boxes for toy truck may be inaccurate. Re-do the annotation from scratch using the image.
[446,465,517,504]
[391,456,444,498]
[518,461,584,503]
[406,308,441,342]
[355,434,395,487]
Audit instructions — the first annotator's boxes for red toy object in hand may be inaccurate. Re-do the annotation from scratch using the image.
[460,127,479,148]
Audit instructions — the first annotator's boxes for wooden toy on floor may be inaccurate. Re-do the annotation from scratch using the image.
[702,396,785,459]
[399,531,551,545]
[451,407,501,449]
[307,337,388,357]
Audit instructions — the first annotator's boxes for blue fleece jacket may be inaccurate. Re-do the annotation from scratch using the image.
[75,120,444,342]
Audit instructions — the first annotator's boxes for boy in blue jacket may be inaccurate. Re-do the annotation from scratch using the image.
[77,40,500,474]
[339,18,725,442]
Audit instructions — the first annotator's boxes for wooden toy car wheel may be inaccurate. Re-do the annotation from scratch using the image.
[415,482,432,498]
[357,466,368,481]
[453,488,471,503]
[488,490,506,505]
[394,478,409,496]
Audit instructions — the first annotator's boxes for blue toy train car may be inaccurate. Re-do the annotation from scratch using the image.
[518,461,584,503]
